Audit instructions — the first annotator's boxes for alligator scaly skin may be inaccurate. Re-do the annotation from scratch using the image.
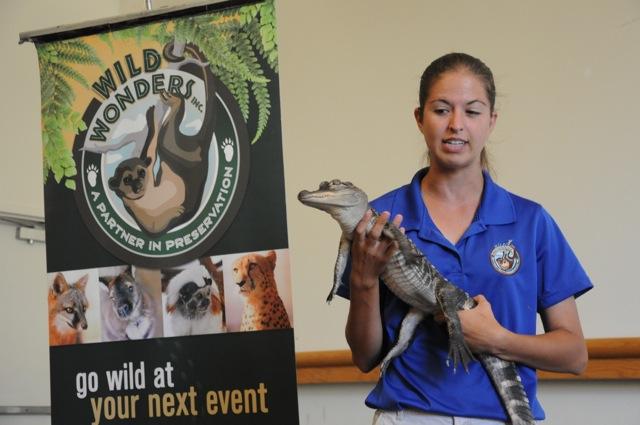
[374,209,534,425]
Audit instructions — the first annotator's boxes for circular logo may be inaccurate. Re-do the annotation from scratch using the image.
[490,240,521,275]
[73,46,249,268]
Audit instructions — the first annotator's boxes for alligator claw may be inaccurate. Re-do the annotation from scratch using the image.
[447,338,475,373]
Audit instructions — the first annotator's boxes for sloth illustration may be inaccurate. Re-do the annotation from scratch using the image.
[108,42,217,237]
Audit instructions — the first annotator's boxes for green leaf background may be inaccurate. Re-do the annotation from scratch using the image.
[37,0,278,190]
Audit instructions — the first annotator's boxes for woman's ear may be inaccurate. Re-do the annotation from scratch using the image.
[489,111,498,131]
[414,107,424,133]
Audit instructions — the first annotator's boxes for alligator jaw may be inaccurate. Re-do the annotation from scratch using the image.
[298,190,357,210]
[298,181,370,236]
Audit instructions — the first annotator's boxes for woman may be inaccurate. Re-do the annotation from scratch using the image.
[338,53,592,424]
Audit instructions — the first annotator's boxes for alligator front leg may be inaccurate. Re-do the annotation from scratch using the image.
[435,279,477,372]
[381,222,421,265]
[327,234,351,302]
[380,307,425,375]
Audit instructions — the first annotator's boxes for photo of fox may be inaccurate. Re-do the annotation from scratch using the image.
[47,270,102,346]
[48,273,89,346]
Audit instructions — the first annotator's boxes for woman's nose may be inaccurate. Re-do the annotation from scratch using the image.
[448,110,464,132]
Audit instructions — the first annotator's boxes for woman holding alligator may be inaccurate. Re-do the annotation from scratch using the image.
[340,53,592,424]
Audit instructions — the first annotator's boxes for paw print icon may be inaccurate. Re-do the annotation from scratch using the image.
[86,164,99,188]
[222,138,235,162]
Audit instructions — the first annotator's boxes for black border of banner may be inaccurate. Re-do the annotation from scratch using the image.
[20,0,261,44]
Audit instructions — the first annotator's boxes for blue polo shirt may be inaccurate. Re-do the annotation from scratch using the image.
[337,168,592,421]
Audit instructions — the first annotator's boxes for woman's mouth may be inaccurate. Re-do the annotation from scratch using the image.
[441,138,468,153]
[443,138,467,146]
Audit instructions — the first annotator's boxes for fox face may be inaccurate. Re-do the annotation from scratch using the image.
[49,273,89,333]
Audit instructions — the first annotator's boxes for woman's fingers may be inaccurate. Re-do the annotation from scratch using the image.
[354,209,373,242]
[368,211,390,241]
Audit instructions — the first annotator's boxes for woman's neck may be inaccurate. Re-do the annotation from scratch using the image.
[420,165,485,245]
[421,164,484,204]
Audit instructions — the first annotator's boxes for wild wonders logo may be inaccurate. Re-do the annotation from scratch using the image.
[73,41,249,267]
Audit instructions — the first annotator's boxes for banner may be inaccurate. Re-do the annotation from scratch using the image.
[31,1,299,424]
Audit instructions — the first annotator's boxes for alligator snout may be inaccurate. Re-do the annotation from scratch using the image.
[297,190,311,201]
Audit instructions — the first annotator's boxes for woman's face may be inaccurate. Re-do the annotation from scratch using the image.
[414,68,497,172]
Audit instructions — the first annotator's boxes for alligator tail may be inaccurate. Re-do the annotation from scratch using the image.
[479,354,535,425]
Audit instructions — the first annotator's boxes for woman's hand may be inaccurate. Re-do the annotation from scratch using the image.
[459,295,588,374]
[349,210,403,290]
[458,295,508,354]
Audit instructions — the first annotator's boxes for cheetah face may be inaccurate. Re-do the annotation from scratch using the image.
[232,251,276,297]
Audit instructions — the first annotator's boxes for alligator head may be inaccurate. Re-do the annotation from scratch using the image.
[298,180,369,234]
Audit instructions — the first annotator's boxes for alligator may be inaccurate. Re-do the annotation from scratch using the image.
[298,179,535,425]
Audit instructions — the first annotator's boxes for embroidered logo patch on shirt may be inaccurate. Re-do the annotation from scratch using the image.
[490,240,521,275]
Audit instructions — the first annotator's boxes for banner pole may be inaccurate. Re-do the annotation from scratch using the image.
[145,0,153,11]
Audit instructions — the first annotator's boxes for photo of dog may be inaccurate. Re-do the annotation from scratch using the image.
[98,266,161,341]
[48,273,89,346]
[162,258,225,337]
[225,249,293,332]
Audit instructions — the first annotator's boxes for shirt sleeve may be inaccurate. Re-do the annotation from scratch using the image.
[536,207,593,311]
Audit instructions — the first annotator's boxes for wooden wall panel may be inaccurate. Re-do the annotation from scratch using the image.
[296,338,640,384]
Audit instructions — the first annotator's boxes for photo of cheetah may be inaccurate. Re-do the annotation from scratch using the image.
[224,249,293,332]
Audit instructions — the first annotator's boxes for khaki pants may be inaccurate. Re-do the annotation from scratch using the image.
[372,409,510,425]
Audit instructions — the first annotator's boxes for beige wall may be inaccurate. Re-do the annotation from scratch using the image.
[1,0,638,423]
[276,0,640,351]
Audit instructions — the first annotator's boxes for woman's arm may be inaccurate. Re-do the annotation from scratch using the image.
[459,295,588,374]
[345,210,402,372]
